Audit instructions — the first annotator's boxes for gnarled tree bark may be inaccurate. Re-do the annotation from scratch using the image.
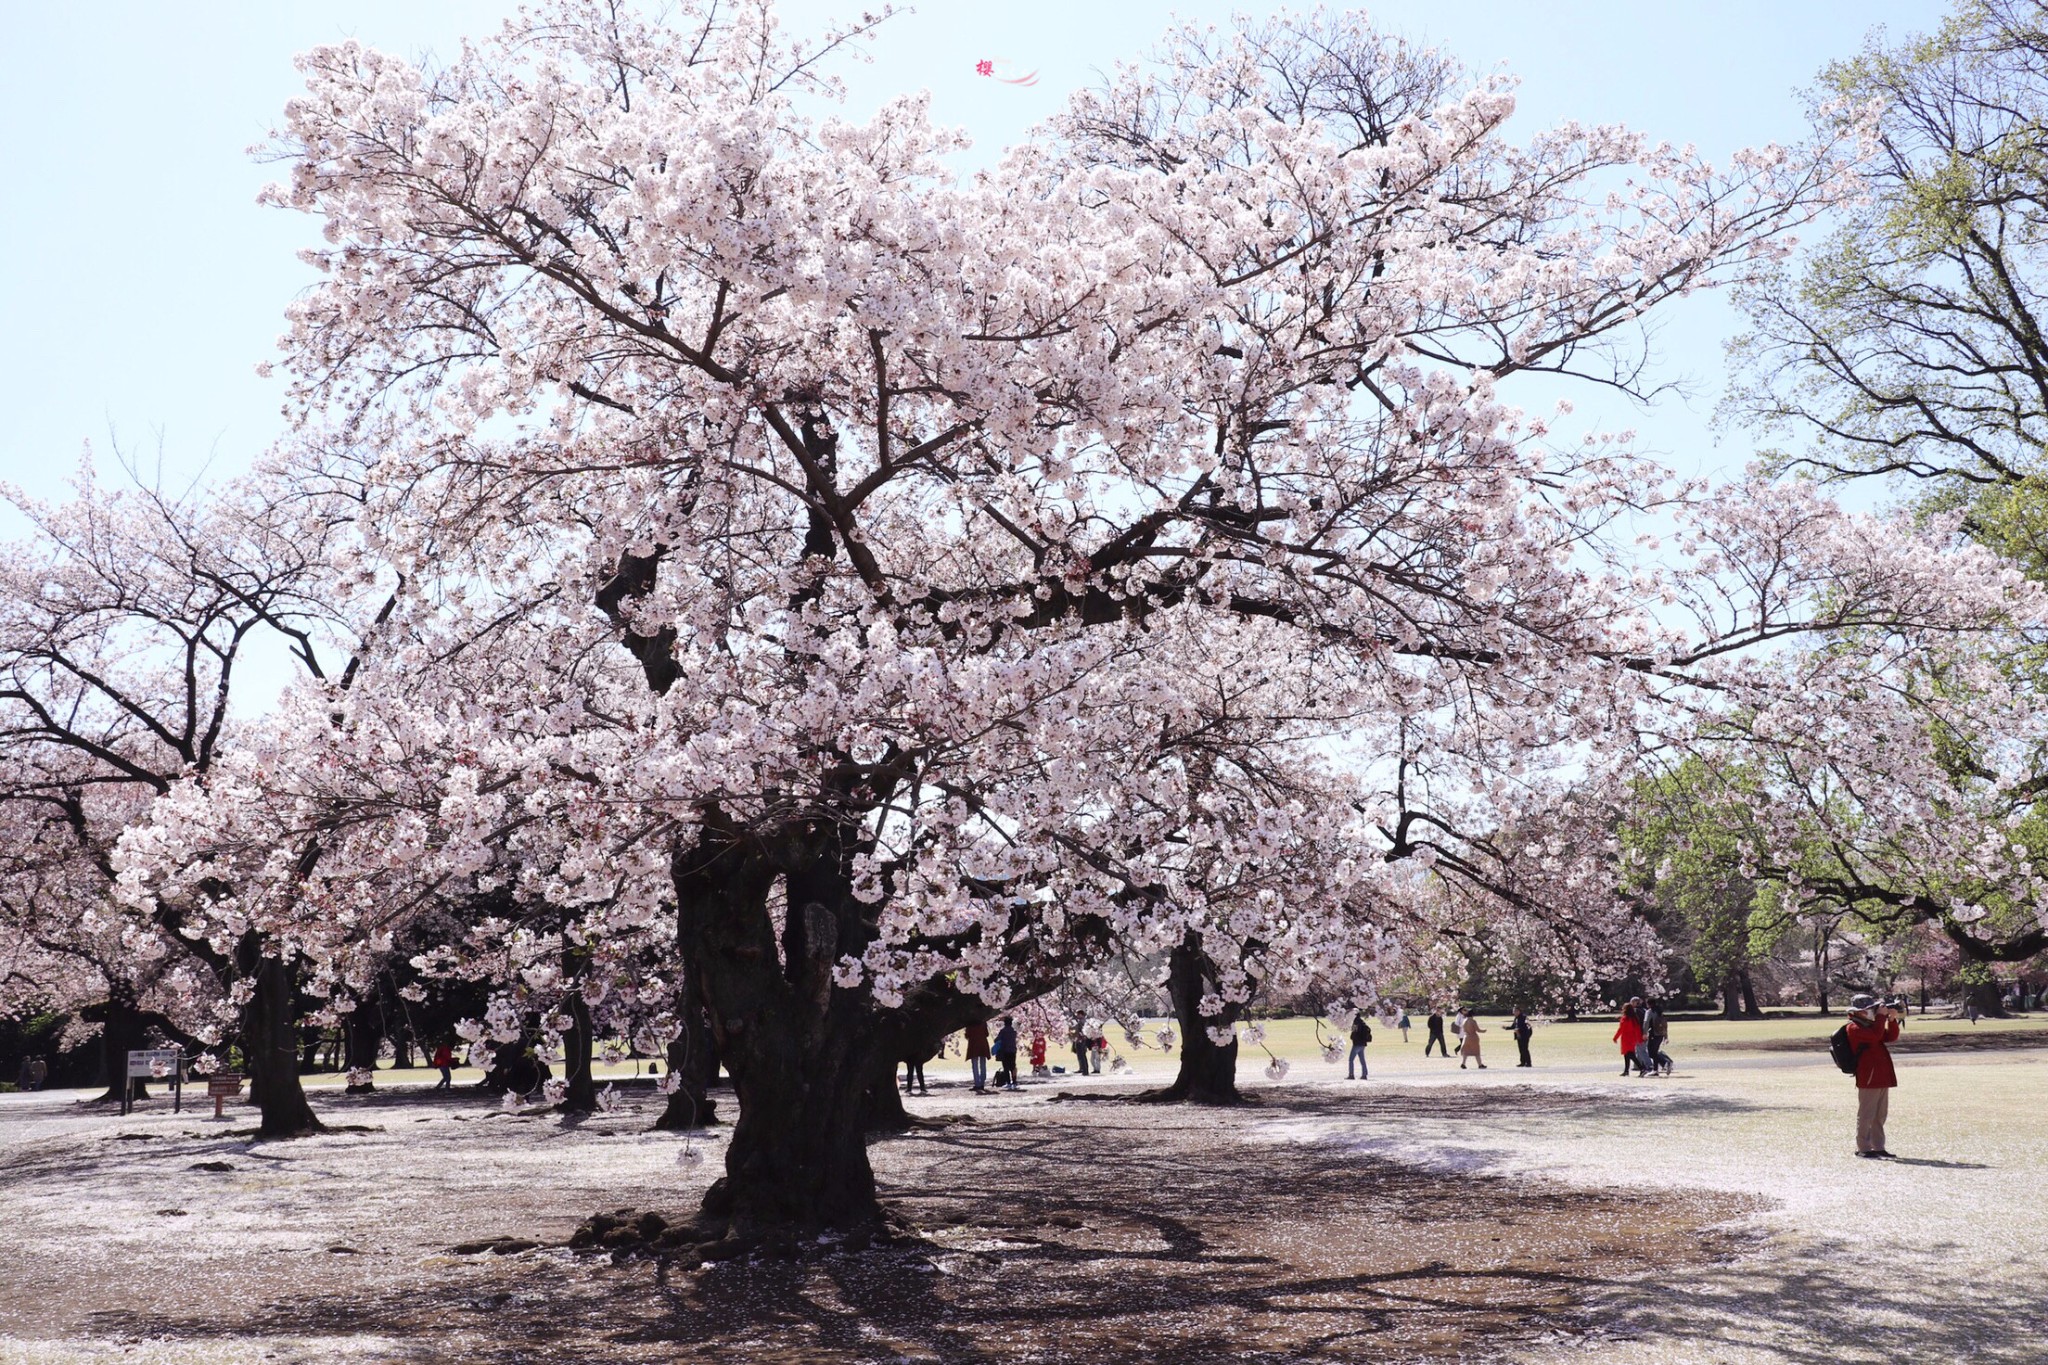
[1145,934,1246,1105]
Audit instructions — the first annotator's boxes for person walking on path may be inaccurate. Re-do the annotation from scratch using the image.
[1614,1000,1645,1076]
[1397,1010,1411,1044]
[1511,1009,1534,1068]
[964,1020,992,1093]
[993,1016,1021,1091]
[1846,994,1902,1158]
[1458,1011,1487,1069]
[1347,1013,1373,1079]
[1644,1002,1673,1076]
[1424,1008,1450,1057]
[431,1042,454,1090]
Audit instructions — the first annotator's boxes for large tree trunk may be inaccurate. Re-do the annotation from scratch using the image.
[1719,972,1744,1020]
[343,1015,381,1093]
[93,990,151,1104]
[675,815,894,1243]
[1815,924,1832,1015]
[1964,978,2011,1019]
[558,987,598,1114]
[863,1074,912,1133]
[1147,935,1244,1105]
[1738,967,1762,1017]
[654,997,719,1130]
[243,954,322,1137]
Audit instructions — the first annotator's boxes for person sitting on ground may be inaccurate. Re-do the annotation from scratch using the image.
[1846,994,1903,1159]
[1458,1009,1487,1070]
[1614,1001,1645,1077]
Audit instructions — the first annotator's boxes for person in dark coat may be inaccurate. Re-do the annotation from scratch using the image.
[1511,1009,1534,1068]
[1424,1007,1450,1058]
[992,1017,1021,1091]
[1070,1017,1095,1075]
[1644,1002,1673,1076]
[902,1042,932,1095]
[1347,1013,1373,1079]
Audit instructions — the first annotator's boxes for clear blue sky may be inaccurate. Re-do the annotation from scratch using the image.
[0,0,1949,506]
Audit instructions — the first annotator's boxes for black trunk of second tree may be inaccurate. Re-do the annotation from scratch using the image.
[559,987,599,1113]
[1149,935,1245,1105]
[654,973,720,1130]
[242,952,322,1137]
[93,990,151,1104]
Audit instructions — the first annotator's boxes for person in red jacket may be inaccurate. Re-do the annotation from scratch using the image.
[1845,994,1902,1158]
[431,1042,454,1091]
[1612,1001,1645,1077]
[963,1020,991,1093]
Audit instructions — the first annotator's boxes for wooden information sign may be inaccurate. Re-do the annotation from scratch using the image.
[205,1073,246,1119]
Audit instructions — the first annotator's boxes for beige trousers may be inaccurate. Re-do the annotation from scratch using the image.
[1856,1086,1891,1153]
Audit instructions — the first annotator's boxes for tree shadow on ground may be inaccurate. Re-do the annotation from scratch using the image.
[71,1097,1763,1364]
[1587,1232,2048,1365]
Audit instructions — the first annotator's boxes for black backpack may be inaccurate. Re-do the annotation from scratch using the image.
[1828,1025,1860,1075]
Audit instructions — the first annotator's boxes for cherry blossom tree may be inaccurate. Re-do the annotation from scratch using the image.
[116,0,1908,1245]
[1631,486,2048,1001]
[0,458,360,1131]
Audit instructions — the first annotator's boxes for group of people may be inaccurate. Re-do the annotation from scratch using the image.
[944,1017,1112,1094]
[1612,998,1674,1077]
[11,1056,48,1090]
[1419,1006,1537,1069]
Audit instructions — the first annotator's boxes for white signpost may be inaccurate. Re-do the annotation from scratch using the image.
[122,1049,185,1116]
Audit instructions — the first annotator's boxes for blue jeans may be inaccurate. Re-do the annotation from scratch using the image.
[1348,1045,1368,1079]
[970,1056,987,1089]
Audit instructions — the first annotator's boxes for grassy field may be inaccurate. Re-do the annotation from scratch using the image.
[327,1007,2048,1093]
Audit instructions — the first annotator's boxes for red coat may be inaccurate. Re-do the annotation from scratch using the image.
[964,1022,991,1060]
[1613,1015,1644,1054]
[431,1045,453,1068]
[1845,1015,1900,1089]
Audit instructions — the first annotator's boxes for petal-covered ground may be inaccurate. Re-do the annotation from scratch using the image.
[0,1014,2041,1363]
